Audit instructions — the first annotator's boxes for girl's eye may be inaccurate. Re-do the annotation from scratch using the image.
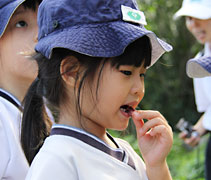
[16,21,28,28]
[120,70,132,76]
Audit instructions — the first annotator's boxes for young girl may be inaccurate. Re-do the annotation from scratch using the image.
[0,0,43,179]
[23,0,173,179]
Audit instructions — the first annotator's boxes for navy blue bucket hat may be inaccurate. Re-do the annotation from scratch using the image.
[0,0,26,38]
[36,0,172,66]
[186,56,211,78]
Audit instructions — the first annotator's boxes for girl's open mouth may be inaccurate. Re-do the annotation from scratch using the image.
[120,105,135,117]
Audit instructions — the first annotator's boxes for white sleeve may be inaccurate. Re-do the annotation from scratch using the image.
[0,114,10,178]
[193,77,211,130]
[202,106,211,131]
[26,151,78,180]
[193,77,211,112]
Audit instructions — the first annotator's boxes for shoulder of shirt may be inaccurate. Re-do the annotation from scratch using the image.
[0,89,21,109]
[0,98,19,112]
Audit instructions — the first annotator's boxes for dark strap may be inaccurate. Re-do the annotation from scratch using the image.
[0,90,20,110]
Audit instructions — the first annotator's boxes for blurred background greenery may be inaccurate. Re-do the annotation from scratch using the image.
[115,0,208,179]
[137,0,203,128]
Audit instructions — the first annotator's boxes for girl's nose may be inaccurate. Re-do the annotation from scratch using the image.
[131,79,144,97]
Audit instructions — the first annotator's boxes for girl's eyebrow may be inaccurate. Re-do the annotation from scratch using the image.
[13,9,26,17]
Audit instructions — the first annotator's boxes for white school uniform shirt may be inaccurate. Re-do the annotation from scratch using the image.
[193,43,211,130]
[26,124,148,180]
[0,89,29,180]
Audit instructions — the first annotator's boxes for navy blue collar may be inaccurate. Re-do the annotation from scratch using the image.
[50,125,136,170]
[0,89,21,110]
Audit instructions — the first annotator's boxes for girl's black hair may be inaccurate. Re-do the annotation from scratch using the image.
[23,0,42,11]
[21,35,151,164]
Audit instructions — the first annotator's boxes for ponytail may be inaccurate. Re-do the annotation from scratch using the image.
[21,77,52,164]
[21,50,65,164]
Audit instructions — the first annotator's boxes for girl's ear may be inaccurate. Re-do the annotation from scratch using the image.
[60,56,80,87]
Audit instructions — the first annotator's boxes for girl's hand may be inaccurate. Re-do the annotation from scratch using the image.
[132,110,173,167]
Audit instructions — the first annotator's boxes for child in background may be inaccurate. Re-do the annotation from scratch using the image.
[174,0,211,179]
[0,0,41,179]
[23,0,173,179]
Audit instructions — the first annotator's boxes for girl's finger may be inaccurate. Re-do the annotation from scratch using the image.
[149,125,172,138]
[132,110,165,121]
[132,111,144,130]
[139,117,168,136]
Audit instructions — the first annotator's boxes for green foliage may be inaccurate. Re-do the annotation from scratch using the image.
[167,133,206,180]
[109,130,207,180]
[134,0,203,128]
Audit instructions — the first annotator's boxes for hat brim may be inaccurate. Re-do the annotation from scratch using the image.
[174,5,211,20]
[186,56,211,78]
[36,21,172,67]
[0,0,26,38]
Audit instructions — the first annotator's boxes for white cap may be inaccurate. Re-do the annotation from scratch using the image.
[174,0,211,20]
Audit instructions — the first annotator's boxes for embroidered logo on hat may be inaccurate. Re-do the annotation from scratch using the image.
[121,5,147,25]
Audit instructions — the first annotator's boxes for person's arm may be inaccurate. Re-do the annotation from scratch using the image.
[193,114,207,136]
[179,114,206,147]
[132,110,173,180]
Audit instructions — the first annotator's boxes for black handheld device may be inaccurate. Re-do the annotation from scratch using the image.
[176,118,199,138]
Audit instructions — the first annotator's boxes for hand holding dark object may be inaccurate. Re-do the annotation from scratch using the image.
[176,118,200,147]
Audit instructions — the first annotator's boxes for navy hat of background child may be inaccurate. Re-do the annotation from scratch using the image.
[36,0,172,66]
[186,56,211,78]
[0,0,26,38]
